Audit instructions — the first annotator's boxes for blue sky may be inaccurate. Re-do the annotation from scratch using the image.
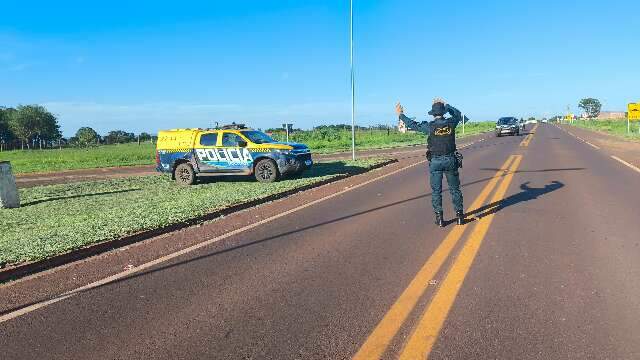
[1,0,638,136]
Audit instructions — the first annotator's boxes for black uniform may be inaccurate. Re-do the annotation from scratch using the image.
[399,104,464,217]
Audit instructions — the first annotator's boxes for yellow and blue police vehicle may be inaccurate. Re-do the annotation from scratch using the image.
[156,124,313,185]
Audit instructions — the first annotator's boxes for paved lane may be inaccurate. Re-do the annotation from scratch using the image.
[2,125,639,359]
[429,124,640,359]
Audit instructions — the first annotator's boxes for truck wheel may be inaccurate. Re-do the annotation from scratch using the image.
[255,159,279,183]
[175,163,196,185]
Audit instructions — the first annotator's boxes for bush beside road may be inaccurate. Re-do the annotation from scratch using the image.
[0,159,388,267]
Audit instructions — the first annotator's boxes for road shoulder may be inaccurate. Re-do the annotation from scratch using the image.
[560,124,640,168]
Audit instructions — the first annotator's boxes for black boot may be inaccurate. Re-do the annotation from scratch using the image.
[456,211,465,225]
[435,212,445,227]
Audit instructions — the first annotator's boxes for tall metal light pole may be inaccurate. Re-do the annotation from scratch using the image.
[350,0,356,160]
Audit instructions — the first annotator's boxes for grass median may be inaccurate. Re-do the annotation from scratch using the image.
[1,142,156,174]
[271,123,495,154]
[0,158,388,267]
[2,123,494,174]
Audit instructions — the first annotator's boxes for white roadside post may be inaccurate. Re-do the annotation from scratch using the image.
[0,161,20,208]
[282,123,292,143]
[462,112,465,135]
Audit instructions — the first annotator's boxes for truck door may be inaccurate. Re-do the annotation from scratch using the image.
[220,132,253,172]
[193,132,225,173]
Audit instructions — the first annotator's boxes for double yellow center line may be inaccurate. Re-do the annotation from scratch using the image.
[353,154,524,360]
[520,124,539,147]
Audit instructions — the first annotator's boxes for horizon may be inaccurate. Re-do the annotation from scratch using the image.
[2,0,638,137]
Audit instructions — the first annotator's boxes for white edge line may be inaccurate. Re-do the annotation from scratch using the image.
[2,138,487,323]
[5,140,479,288]
[611,156,640,174]
[584,141,600,150]
[0,158,430,324]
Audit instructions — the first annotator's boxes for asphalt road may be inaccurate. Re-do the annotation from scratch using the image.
[2,124,640,359]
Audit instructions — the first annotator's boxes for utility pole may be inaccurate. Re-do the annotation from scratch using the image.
[350,0,356,160]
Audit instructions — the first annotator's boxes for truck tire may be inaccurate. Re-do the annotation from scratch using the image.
[175,163,196,185]
[255,159,279,183]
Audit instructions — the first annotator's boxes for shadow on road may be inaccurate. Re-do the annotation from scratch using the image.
[197,161,373,184]
[467,181,564,220]
[0,173,573,315]
[479,167,584,173]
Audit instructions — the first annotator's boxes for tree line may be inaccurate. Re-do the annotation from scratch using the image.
[265,124,394,133]
[0,105,155,151]
[0,105,61,150]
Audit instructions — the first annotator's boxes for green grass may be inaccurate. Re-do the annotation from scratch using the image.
[568,119,640,141]
[1,122,495,174]
[0,159,387,267]
[270,122,495,153]
[0,142,156,174]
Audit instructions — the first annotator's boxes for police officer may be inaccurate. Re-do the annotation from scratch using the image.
[396,99,464,227]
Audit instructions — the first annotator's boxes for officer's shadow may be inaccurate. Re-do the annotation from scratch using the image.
[458,181,564,224]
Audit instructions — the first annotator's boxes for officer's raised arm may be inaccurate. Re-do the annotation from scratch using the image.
[395,102,430,133]
[445,104,463,127]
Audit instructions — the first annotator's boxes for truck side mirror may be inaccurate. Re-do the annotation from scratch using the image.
[237,140,248,148]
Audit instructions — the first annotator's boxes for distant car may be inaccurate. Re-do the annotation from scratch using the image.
[495,117,520,137]
[156,124,313,185]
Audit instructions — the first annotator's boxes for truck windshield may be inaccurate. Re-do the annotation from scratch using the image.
[241,130,276,144]
[497,118,517,125]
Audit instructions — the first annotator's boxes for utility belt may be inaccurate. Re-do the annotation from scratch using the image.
[426,150,463,168]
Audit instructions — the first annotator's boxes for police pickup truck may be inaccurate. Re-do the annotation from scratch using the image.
[156,124,312,185]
